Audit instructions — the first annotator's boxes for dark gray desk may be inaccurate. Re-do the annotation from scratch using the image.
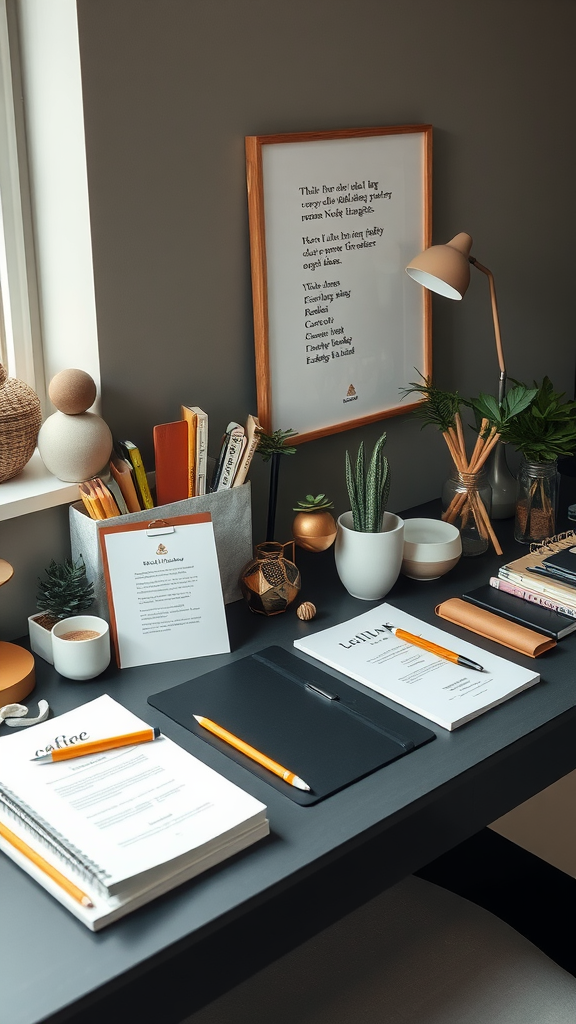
[3,503,576,1024]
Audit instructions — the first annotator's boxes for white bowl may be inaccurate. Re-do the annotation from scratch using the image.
[401,518,462,580]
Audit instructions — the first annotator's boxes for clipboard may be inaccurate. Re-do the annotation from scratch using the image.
[98,513,230,669]
[148,646,435,805]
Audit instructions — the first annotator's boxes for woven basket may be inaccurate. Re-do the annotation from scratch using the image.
[0,363,42,483]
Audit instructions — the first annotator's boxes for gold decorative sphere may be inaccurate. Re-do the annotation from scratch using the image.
[292,511,337,552]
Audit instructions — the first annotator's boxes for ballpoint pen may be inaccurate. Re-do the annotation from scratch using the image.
[193,715,311,791]
[31,727,161,763]
[385,624,485,672]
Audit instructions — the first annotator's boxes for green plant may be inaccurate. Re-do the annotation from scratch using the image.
[255,428,298,461]
[36,557,94,620]
[292,493,334,512]
[345,432,390,532]
[255,427,298,541]
[401,376,463,434]
[472,377,576,463]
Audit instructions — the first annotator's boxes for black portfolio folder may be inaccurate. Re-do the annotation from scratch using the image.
[462,584,576,639]
[148,646,435,805]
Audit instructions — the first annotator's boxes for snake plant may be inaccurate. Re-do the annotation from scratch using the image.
[345,432,390,532]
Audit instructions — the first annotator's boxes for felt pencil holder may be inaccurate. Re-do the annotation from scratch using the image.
[69,483,252,621]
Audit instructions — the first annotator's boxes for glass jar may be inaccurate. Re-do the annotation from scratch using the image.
[514,458,559,545]
[442,468,492,556]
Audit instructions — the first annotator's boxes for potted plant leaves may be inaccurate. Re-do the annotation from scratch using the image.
[471,377,576,543]
[403,376,536,555]
[28,557,95,663]
[335,431,405,600]
[292,494,337,552]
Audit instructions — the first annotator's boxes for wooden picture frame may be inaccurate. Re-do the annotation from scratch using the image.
[245,125,432,444]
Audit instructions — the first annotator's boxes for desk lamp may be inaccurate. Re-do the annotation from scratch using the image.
[405,233,516,519]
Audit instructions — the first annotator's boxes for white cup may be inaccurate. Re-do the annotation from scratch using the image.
[51,615,111,681]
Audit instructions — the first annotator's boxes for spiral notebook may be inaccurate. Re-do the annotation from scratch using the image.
[0,695,268,930]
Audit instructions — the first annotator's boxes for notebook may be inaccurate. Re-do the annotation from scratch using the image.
[462,584,576,640]
[0,695,268,930]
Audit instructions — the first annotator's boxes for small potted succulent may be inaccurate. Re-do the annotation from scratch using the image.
[28,557,95,663]
[335,432,405,600]
[292,494,337,552]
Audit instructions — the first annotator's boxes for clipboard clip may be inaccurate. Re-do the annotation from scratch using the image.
[146,519,176,536]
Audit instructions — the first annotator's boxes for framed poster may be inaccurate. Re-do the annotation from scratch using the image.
[246,125,432,444]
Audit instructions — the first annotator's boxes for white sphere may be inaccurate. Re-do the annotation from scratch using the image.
[38,411,113,482]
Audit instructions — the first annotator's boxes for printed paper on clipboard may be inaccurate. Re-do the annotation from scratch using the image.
[98,513,230,668]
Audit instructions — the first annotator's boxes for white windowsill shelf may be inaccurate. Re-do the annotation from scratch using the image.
[0,449,78,521]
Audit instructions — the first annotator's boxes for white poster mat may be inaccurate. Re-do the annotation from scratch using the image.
[254,129,429,439]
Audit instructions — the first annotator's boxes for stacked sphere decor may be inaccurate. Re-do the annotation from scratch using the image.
[38,369,113,482]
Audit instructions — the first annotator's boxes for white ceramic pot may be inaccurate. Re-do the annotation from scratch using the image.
[51,615,111,681]
[334,511,405,601]
[28,614,55,664]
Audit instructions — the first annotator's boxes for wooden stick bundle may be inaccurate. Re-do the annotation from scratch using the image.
[441,415,503,556]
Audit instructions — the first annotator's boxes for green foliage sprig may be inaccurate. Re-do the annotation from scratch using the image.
[467,383,538,436]
[470,377,576,462]
[256,428,298,462]
[345,432,390,532]
[292,493,334,512]
[36,557,94,620]
[400,376,462,433]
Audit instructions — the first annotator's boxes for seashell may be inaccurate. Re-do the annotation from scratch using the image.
[296,601,316,621]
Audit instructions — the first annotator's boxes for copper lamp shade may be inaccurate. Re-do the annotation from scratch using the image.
[405,232,515,519]
[405,233,473,300]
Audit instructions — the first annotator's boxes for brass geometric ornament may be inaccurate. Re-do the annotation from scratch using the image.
[239,541,301,615]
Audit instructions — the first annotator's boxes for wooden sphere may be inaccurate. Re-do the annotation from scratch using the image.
[49,368,97,414]
[296,601,317,621]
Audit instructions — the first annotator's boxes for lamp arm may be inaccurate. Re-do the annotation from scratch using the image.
[469,257,506,402]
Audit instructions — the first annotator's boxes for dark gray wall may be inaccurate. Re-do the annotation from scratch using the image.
[76,0,576,534]
[1,0,575,640]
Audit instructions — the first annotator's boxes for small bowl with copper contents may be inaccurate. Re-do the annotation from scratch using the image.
[401,518,462,581]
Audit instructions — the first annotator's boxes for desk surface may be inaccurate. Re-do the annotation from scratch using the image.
[3,502,576,1024]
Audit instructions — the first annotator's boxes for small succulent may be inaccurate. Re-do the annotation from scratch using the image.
[36,557,94,620]
[292,493,334,513]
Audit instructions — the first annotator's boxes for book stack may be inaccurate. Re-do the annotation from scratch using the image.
[77,410,261,520]
[469,531,576,638]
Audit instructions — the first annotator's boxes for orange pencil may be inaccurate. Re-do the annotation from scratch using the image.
[32,727,161,763]
[193,716,310,791]
[385,624,485,672]
[0,820,93,907]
